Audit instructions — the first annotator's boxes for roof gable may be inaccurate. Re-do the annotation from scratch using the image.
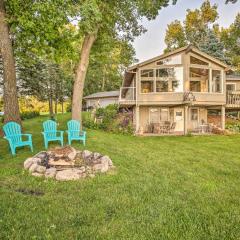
[128,45,229,70]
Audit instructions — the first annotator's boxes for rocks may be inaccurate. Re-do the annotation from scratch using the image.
[82,150,92,159]
[24,158,34,169]
[24,147,114,181]
[45,168,57,179]
[35,165,46,174]
[56,169,82,181]
[29,163,38,173]
[32,172,44,177]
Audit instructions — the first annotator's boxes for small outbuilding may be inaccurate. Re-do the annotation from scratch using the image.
[84,90,119,110]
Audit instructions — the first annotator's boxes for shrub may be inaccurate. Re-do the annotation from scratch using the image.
[20,111,40,120]
[226,122,240,132]
[66,104,71,113]
[82,104,134,135]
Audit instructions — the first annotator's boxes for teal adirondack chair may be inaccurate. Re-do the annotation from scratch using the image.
[3,121,33,155]
[66,120,86,145]
[42,120,64,149]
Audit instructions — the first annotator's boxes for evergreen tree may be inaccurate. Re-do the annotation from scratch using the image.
[199,29,229,63]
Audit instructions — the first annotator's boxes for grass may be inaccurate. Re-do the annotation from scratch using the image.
[1,113,240,239]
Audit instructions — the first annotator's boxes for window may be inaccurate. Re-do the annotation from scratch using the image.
[156,81,168,92]
[156,54,182,65]
[191,109,198,121]
[149,108,159,123]
[141,69,154,93]
[189,67,209,92]
[190,56,209,66]
[149,108,169,123]
[190,81,201,92]
[156,67,183,92]
[141,81,154,93]
[212,70,222,93]
[141,69,154,78]
[226,83,236,92]
[160,108,169,121]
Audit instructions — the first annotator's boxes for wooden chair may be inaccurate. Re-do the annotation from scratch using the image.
[42,120,64,149]
[3,121,33,155]
[66,120,86,145]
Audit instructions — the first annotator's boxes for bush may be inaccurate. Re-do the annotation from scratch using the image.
[226,122,240,132]
[82,104,134,135]
[66,104,71,113]
[20,111,40,120]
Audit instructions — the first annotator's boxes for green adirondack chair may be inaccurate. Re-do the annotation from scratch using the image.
[3,121,33,155]
[42,120,64,149]
[66,120,86,145]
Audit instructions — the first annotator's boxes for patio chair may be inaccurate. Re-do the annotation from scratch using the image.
[42,120,64,149]
[3,121,33,155]
[66,120,86,145]
[169,122,176,133]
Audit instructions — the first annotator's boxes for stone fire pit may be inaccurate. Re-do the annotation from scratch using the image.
[23,146,114,181]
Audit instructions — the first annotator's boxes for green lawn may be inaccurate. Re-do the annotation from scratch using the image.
[1,114,240,239]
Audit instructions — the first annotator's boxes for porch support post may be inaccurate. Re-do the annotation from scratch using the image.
[136,105,140,134]
[221,105,225,130]
[184,105,188,135]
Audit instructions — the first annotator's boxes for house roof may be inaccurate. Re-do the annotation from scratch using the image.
[128,45,229,70]
[226,73,240,80]
[123,45,230,87]
[84,91,119,99]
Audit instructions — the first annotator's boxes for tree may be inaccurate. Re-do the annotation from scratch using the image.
[0,0,21,124]
[164,0,219,52]
[164,20,186,52]
[221,13,240,71]
[199,29,229,63]
[84,33,136,96]
[71,0,177,122]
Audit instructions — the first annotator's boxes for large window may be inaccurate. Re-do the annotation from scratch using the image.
[156,68,172,92]
[141,69,154,93]
[189,67,209,92]
[212,70,222,93]
[140,67,183,93]
[141,81,154,93]
[149,108,169,123]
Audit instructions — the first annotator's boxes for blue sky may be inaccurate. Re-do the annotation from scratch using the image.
[133,0,240,62]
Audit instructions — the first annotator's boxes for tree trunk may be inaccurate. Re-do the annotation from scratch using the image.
[0,0,21,124]
[55,98,58,115]
[61,101,64,114]
[101,65,106,91]
[72,32,97,122]
[48,97,54,120]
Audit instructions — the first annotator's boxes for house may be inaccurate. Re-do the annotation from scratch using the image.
[119,45,240,135]
[84,90,119,110]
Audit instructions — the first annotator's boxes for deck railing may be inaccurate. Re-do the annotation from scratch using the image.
[119,87,136,102]
[226,91,240,107]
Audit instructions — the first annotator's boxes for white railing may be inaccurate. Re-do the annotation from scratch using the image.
[227,91,240,107]
[119,87,136,102]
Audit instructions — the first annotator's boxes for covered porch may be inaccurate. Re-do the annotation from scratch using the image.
[135,105,225,135]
